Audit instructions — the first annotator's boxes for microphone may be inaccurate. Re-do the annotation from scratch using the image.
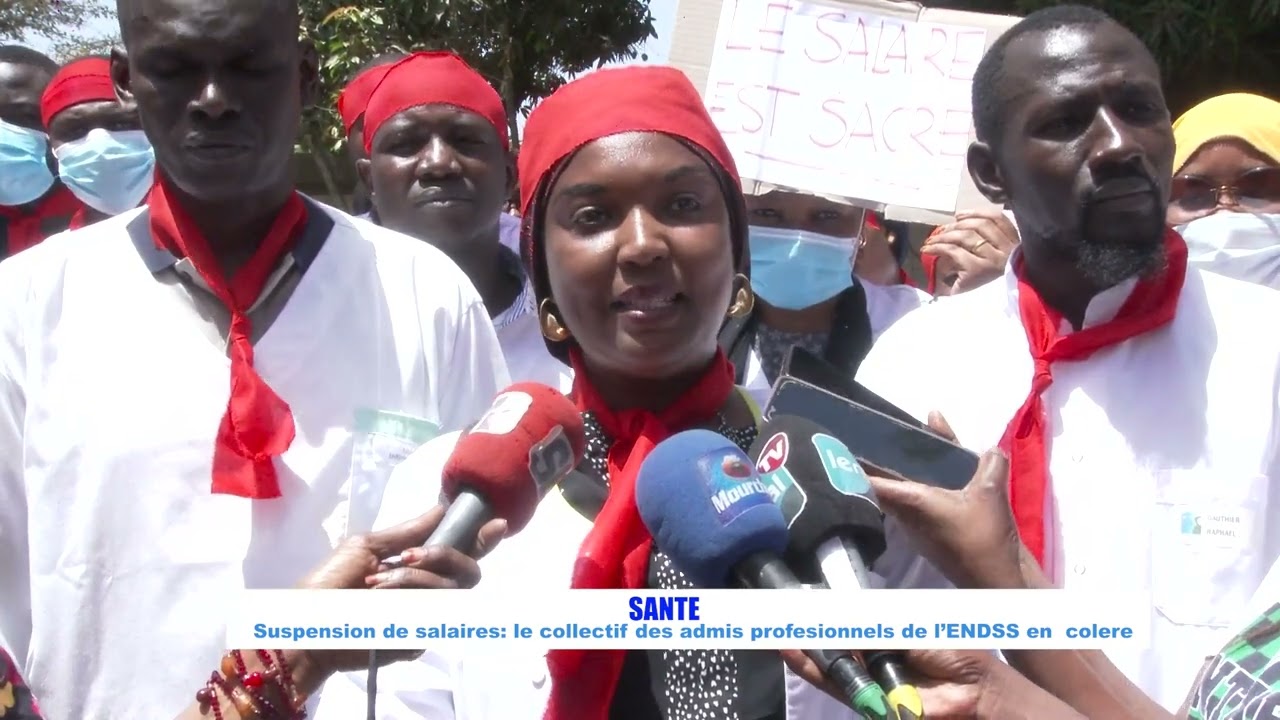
[750,415,922,720]
[634,430,895,720]
[426,382,586,552]
[368,384,586,720]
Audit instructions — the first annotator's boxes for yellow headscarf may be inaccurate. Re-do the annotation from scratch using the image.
[1172,93,1280,173]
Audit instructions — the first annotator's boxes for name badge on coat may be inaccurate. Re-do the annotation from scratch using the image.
[333,408,439,540]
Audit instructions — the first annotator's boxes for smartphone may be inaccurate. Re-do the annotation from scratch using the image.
[779,347,924,429]
[764,375,979,491]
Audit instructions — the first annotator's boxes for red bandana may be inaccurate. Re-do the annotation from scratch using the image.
[336,64,397,138]
[40,57,116,129]
[360,51,508,154]
[0,186,83,255]
[999,229,1188,565]
[147,178,307,499]
[547,348,736,720]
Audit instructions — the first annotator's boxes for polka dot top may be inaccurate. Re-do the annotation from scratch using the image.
[573,411,786,720]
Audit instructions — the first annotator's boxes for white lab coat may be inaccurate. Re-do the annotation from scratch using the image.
[492,275,574,393]
[0,203,511,720]
[856,249,1280,711]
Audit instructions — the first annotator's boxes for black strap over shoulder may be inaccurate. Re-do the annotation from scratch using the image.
[823,280,874,378]
[719,281,875,385]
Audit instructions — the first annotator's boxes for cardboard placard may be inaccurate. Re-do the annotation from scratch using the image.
[668,0,1019,224]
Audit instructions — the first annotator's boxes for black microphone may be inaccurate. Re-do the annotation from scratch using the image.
[750,414,923,720]
[633,430,895,720]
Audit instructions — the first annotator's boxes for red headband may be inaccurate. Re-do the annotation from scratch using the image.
[336,63,396,137]
[40,58,116,129]
[517,65,740,217]
[361,51,508,154]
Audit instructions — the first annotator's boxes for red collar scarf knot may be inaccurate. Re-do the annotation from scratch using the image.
[545,348,736,720]
[147,178,307,499]
[999,229,1187,566]
[1,186,82,255]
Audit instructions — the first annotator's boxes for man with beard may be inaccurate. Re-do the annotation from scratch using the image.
[0,0,509,717]
[856,5,1280,711]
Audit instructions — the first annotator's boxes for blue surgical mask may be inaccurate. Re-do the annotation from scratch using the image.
[54,128,156,216]
[0,119,56,207]
[748,226,856,310]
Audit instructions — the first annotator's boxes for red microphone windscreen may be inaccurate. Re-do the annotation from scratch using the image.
[441,383,586,533]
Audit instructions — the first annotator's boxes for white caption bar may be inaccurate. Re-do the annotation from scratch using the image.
[225,589,1150,650]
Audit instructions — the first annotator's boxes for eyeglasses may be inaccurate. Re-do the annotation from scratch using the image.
[1169,166,1280,219]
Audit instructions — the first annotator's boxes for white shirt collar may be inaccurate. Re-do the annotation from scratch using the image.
[1001,246,1142,333]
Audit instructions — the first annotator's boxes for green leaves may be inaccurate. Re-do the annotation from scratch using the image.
[298,0,656,152]
[1,0,118,60]
[931,0,1280,115]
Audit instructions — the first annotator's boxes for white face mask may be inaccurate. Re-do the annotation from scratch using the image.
[1176,211,1280,290]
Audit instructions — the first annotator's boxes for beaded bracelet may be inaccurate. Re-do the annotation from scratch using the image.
[195,650,307,719]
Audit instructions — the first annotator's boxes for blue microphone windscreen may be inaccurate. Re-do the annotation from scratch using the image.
[636,429,789,588]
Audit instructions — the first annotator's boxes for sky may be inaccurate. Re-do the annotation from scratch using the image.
[24,0,681,63]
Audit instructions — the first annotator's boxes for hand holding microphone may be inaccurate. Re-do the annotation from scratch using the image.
[634,429,897,720]
[750,415,920,719]
[376,382,587,583]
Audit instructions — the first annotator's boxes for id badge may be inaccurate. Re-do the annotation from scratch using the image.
[339,408,440,538]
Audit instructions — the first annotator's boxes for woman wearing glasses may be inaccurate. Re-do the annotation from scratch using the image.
[1169,93,1280,288]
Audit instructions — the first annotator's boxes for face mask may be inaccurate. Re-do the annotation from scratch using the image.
[749,226,855,310]
[1176,211,1280,290]
[0,119,56,207]
[54,128,156,216]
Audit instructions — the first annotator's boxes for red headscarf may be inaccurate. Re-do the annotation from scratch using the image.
[518,65,743,720]
[40,57,116,129]
[147,178,307,499]
[361,51,508,154]
[336,63,396,138]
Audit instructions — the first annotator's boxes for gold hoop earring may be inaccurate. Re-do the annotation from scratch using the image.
[726,274,755,318]
[538,298,571,342]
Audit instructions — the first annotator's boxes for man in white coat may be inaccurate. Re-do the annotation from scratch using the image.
[0,0,509,718]
[856,5,1280,711]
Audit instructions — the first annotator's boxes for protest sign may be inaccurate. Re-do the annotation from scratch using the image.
[669,0,1019,224]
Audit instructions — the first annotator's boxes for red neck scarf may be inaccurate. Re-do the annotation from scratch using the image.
[999,229,1187,565]
[1,186,83,255]
[147,178,307,499]
[544,348,736,720]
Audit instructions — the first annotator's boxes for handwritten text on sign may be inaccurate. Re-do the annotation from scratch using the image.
[705,0,987,212]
